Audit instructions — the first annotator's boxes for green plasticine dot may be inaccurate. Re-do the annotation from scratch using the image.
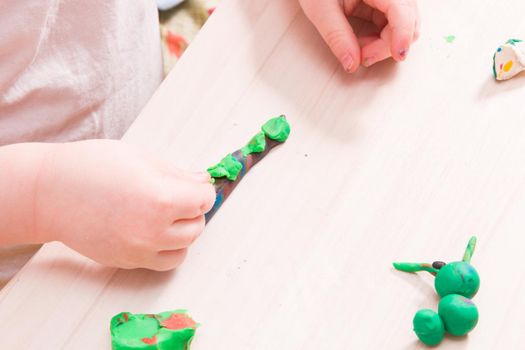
[444,35,456,43]
[261,115,290,142]
[241,131,266,156]
[435,261,480,298]
[207,154,243,181]
[110,311,197,350]
[413,309,445,346]
[438,294,479,336]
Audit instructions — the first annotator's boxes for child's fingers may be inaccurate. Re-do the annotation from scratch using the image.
[372,10,387,29]
[158,216,205,250]
[169,181,216,219]
[365,0,417,61]
[300,0,361,72]
[360,25,393,67]
[149,248,189,271]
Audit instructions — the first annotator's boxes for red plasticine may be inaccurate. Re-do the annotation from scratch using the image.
[141,336,157,345]
[160,313,197,330]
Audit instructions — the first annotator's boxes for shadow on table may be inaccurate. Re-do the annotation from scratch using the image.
[477,72,525,100]
[236,0,399,142]
[390,268,440,303]
[36,257,177,292]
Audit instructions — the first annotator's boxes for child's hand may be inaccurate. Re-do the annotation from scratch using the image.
[36,140,215,271]
[299,0,419,72]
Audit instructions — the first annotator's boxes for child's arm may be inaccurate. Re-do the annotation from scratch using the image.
[0,140,215,271]
[299,0,420,72]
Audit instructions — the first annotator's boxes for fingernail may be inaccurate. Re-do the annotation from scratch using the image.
[362,57,376,68]
[342,52,354,72]
[399,48,409,60]
[192,171,211,182]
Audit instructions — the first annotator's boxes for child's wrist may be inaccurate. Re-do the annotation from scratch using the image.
[0,142,58,245]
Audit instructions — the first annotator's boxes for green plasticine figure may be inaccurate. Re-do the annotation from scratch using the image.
[393,236,480,298]
[394,237,480,346]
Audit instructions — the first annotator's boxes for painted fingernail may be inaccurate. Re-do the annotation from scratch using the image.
[399,48,409,60]
[342,52,354,72]
[362,57,376,67]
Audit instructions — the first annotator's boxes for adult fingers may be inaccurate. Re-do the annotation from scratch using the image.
[364,0,417,61]
[300,0,361,72]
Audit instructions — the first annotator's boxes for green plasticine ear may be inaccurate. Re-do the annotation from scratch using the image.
[392,262,439,276]
[462,236,477,263]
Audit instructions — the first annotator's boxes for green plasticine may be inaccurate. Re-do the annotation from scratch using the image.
[412,309,445,346]
[394,237,480,298]
[506,38,523,46]
[438,294,479,336]
[261,115,291,142]
[241,131,267,156]
[434,261,480,298]
[392,262,438,275]
[444,35,456,43]
[207,154,243,181]
[110,310,197,350]
[462,236,477,263]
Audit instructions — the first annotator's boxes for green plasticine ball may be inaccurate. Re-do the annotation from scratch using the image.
[413,309,445,346]
[438,294,479,336]
[435,261,480,298]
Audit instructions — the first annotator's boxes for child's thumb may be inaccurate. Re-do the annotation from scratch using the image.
[301,0,361,72]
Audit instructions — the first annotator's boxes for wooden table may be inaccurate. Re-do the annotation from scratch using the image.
[2,0,525,348]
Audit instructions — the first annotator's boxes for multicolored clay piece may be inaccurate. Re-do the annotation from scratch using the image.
[394,237,480,346]
[110,310,197,350]
[493,39,525,81]
[205,115,290,222]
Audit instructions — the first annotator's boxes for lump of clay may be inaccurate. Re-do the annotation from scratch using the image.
[110,310,197,350]
[413,309,445,346]
[438,294,479,336]
[493,39,525,80]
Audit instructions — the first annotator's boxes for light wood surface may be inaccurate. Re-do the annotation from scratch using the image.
[2,0,525,348]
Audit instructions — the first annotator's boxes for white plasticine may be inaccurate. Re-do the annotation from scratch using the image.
[493,39,525,81]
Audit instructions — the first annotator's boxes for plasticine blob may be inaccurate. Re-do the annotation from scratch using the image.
[493,39,525,81]
[110,310,197,350]
[393,236,480,298]
[434,261,479,298]
[412,309,445,346]
[438,294,479,336]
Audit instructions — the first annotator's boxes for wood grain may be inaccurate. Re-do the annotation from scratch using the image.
[2,0,525,348]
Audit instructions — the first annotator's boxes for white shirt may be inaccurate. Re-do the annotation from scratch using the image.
[0,0,163,288]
